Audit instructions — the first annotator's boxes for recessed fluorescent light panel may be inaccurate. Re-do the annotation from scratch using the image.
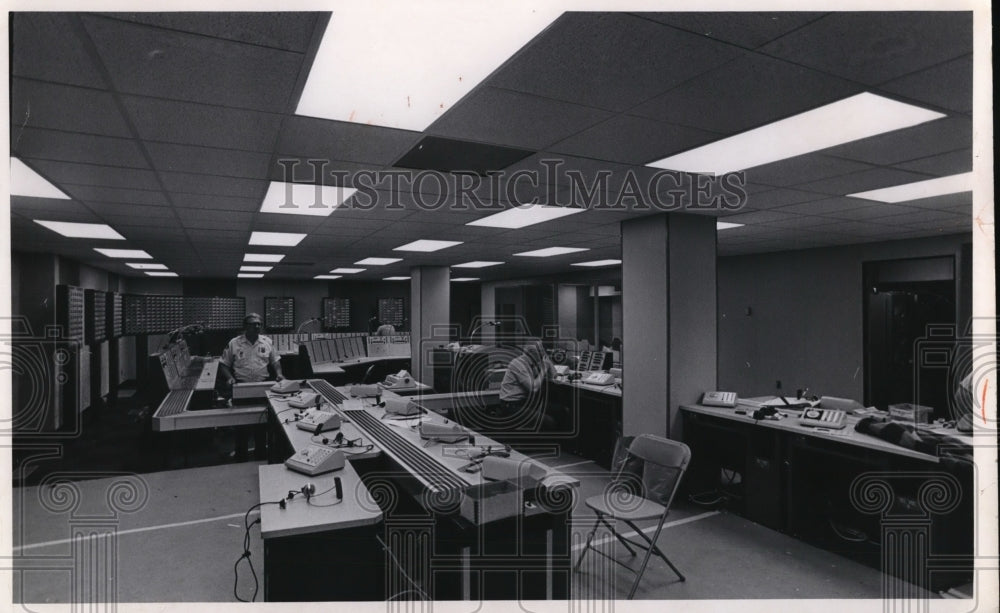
[648,93,945,174]
[244,253,285,263]
[34,220,125,239]
[126,263,168,270]
[467,205,585,229]
[238,273,264,279]
[240,266,273,272]
[847,172,973,203]
[249,231,306,247]
[314,275,342,280]
[356,257,402,265]
[452,261,504,269]
[259,182,358,217]
[717,221,745,230]
[451,277,480,282]
[11,158,70,199]
[95,248,152,259]
[514,247,589,257]
[330,268,365,274]
[393,239,463,252]
[296,3,560,131]
[571,259,622,267]
[383,276,411,281]
[145,272,177,277]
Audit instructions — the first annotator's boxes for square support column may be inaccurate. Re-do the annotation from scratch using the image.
[622,213,717,439]
[410,266,450,386]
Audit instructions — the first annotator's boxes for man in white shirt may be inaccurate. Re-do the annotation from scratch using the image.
[219,312,284,392]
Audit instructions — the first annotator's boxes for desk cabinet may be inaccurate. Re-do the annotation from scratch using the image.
[681,407,973,592]
[549,382,621,469]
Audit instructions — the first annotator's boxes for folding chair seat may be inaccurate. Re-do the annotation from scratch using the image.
[574,434,691,599]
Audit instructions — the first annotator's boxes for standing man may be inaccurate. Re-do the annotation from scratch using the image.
[217,313,282,461]
[219,312,284,394]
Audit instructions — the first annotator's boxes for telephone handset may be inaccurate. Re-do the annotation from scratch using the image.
[799,408,847,429]
[383,370,415,389]
[702,391,737,408]
[582,372,615,386]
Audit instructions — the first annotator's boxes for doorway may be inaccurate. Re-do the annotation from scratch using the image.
[863,256,956,417]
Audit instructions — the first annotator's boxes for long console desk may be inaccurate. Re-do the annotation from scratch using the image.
[548,376,622,469]
[680,403,974,593]
[262,380,579,601]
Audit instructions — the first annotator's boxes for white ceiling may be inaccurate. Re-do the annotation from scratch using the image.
[9,11,973,281]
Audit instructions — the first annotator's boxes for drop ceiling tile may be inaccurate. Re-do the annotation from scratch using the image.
[821,117,971,166]
[10,13,107,88]
[720,209,803,225]
[894,149,972,177]
[807,220,910,237]
[815,203,919,221]
[901,217,971,232]
[146,142,272,179]
[99,12,321,52]
[92,203,179,221]
[775,196,877,216]
[550,115,720,165]
[639,12,823,49]
[122,96,284,152]
[11,79,132,138]
[394,136,535,176]
[169,193,263,212]
[265,158,375,187]
[12,205,103,224]
[62,184,168,206]
[278,117,421,166]
[759,12,972,85]
[82,15,303,113]
[895,192,972,211]
[759,215,845,231]
[490,13,740,112]
[632,53,861,135]
[10,195,90,217]
[890,208,968,225]
[12,128,149,168]
[793,168,930,196]
[159,172,267,199]
[742,188,826,209]
[113,225,189,240]
[427,87,612,150]
[29,160,161,191]
[744,155,873,188]
[879,55,972,113]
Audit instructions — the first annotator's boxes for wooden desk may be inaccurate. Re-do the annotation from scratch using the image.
[680,403,973,593]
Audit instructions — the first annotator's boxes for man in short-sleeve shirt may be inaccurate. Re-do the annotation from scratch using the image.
[219,313,283,388]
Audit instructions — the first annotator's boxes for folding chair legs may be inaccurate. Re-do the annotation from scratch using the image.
[574,515,601,572]
[576,513,685,599]
[624,516,684,599]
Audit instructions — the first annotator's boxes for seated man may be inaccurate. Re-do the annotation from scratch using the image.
[497,340,556,431]
[218,312,284,401]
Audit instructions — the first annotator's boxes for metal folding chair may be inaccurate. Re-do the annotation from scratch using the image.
[574,434,691,599]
